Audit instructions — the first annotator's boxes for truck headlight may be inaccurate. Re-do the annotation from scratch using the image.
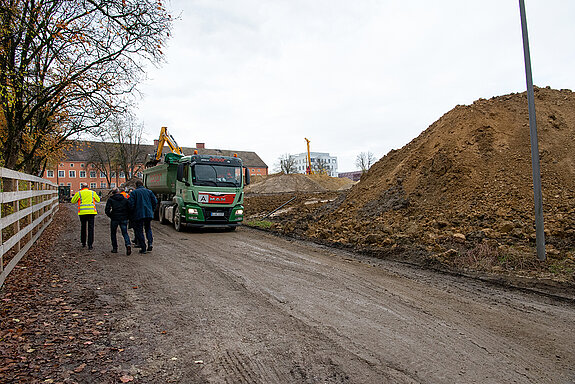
[235,209,243,216]
[188,208,198,215]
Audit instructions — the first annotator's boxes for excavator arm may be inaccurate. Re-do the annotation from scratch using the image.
[146,126,184,168]
[305,137,313,175]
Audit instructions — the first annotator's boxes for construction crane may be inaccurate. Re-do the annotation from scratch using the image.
[305,137,313,175]
[145,126,184,168]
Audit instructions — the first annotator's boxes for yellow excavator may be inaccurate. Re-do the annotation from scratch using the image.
[145,126,184,168]
[305,137,313,175]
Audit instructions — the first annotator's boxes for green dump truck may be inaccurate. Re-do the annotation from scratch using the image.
[143,152,250,231]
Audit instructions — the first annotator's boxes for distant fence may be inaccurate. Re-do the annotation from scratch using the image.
[0,167,58,288]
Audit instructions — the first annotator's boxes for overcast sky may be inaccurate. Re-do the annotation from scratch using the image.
[133,0,575,173]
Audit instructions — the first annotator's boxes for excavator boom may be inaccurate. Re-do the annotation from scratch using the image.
[146,126,184,168]
[305,137,313,175]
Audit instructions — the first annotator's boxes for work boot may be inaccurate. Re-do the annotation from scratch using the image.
[147,245,153,252]
[88,245,93,250]
[126,246,131,255]
[111,248,118,253]
[139,249,146,254]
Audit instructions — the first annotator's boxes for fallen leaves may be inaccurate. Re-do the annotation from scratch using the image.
[120,374,134,382]
[0,208,131,383]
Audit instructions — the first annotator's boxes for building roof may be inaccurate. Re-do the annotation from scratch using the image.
[61,141,268,169]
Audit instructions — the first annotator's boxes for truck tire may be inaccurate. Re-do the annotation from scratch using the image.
[173,206,183,232]
[159,204,169,225]
[153,202,160,221]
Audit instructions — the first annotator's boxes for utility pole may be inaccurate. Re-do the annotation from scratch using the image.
[519,0,546,261]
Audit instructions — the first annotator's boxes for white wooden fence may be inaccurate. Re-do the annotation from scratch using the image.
[0,167,58,288]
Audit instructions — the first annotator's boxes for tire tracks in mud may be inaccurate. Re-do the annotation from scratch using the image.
[73,205,575,383]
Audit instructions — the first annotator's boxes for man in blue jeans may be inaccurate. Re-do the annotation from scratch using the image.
[128,180,157,254]
[105,188,132,255]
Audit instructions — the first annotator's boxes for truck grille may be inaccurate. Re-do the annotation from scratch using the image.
[203,207,232,222]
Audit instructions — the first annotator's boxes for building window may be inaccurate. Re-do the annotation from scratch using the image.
[67,182,71,186]
[100,182,107,188]
[70,163,74,167]
[69,170,76,178]
[100,171,106,178]
[110,183,116,188]
[59,183,64,186]
[46,170,54,178]
[137,172,143,178]
[79,170,86,178]
[119,171,125,178]
[58,170,65,178]
[90,171,96,178]
[90,183,96,189]
[80,163,85,167]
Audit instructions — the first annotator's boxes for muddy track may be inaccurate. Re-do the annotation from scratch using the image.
[50,204,575,383]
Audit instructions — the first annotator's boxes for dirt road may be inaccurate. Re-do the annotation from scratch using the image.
[40,204,575,383]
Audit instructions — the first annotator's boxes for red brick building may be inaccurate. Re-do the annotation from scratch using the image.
[43,141,268,195]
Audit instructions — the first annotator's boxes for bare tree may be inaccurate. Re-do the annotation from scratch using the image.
[86,141,117,189]
[106,115,146,184]
[275,153,298,174]
[356,151,376,172]
[312,158,329,175]
[0,0,172,173]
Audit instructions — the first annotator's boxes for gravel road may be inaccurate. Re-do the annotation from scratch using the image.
[56,204,575,383]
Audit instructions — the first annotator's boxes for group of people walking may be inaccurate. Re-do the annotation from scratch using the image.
[70,180,158,255]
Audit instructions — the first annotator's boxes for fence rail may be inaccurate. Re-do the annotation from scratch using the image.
[0,167,58,288]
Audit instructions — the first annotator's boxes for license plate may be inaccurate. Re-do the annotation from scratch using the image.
[211,212,225,217]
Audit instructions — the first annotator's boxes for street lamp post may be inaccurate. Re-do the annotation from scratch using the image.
[519,0,546,261]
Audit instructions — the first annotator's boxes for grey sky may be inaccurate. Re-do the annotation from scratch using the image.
[134,0,575,173]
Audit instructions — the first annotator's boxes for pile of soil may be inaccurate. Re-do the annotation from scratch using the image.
[246,173,354,194]
[246,87,575,284]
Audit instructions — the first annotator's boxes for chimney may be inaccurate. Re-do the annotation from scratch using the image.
[196,143,205,149]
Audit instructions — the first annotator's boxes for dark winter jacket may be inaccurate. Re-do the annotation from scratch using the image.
[128,186,157,221]
[105,193,130,221]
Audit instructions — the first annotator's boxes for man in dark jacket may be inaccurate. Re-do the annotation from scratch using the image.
[128,180,158,254]
[105,188,132,255]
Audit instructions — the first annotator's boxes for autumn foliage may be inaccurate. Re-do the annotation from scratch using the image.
[0,0,172,174]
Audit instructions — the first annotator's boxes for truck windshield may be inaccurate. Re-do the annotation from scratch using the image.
[192,164,242,187]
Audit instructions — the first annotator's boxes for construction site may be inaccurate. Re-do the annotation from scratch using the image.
[245,87,575,292]
[2,87,574,383]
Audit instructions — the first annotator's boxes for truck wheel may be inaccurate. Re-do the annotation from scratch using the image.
[159,205,168,225]
[153,202,160,221]
[173,207,183,232]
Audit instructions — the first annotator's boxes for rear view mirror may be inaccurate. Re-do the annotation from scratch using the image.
[244,168,250,185]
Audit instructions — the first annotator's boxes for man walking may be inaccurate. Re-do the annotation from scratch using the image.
[71,183,100,250]
[128,180,157,254]
[105,188,132,255]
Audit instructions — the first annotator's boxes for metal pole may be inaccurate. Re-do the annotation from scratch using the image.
[519,0,546,261]
[264,196,297,219]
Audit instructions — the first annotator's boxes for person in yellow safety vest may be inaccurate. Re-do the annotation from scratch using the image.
[70,183,101,250]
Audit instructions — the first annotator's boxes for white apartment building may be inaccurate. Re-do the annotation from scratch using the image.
[292,152,338,177]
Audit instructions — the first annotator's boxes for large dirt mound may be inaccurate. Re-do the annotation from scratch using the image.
[246,173,354,194]
[248,87,575,283]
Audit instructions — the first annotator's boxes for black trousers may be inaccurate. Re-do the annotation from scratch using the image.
[79,214,96,247]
